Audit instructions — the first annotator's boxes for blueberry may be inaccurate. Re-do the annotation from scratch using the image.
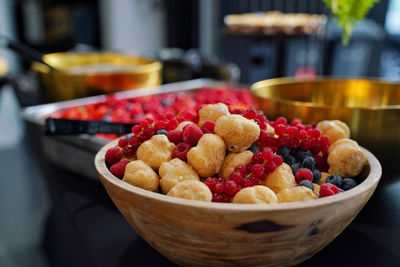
[296,149,313,162]
[291,162,301,175]
[342,178,357,191]
[326,174,343,188]
[299,180,314,191]
[155,129,168,135]
[290,146,299,156]
[277,146,290,157]
[302,156,315,170]
[312,169,322,183]
[283,154,297,166]
[248,143,260,153]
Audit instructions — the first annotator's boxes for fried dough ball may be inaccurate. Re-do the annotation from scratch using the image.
[262,163,297,194]
[232,185,278,204]
[214,114,260,152]
[123,160,159,192]
[327,138,367,177]
[176,121,194,131]
[167,180,212,202]
[137,135,175,170]
[187,134,226,177]
[316,120,350,144]
[159,158,200,194]
[198,103,230,126]
[318,172,330,185]
[219,151,253,179]
[277,186,317,203]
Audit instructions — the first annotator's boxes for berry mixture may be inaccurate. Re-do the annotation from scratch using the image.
[51,87,251,139]
[103,102,366,204]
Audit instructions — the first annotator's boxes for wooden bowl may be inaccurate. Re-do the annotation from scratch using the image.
[95,139,381,266]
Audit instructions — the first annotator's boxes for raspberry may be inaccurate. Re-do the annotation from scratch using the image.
[285,126,298,136]
[132,125,141,134]
[300,139,312,150]
[212,193,223,202]
[205,177,218,191]
[172,142,191,161]
[168,118,178,130]
[241,179,253,188]
[295,168,313,184]
[275,124,286,135]
[154,121,166,130]
[250,164,264,177]
[214,181,225,194]
[201,120,216,134]
[234,165,247,176]
[167,130,183,145]
[140,120,149,128]
[244,108,257,119]
[249,176,261,186]
[252,152,264,164]
[258,131,269,146]
[118,138,128,148]
[275,117,287,125]
[264,160,277,173]
[183,124,203,146]
[229,171,243,184]
[221,193,232,203]
[319,183,341,198]
[287,137,300,149]
[290,118,302,126]
[128,136,140,148]
[105,147,122,165]
[310,128,321,138]
[314,155,329,172]
[109,160,130,179]
[261,149,274,162]
[224,180,241,196]
[122,146,135,158]
[272,155,283,166]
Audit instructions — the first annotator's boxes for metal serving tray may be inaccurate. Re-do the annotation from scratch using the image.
[21,79,248,181]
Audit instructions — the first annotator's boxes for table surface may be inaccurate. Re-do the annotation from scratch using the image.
[3,135,400,267]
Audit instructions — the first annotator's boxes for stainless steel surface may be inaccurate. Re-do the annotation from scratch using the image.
[21,79,246,181]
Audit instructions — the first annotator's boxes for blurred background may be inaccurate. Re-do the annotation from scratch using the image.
[1,1,400,267]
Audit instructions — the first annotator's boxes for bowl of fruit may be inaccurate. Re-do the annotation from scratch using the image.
[95,103,381,266]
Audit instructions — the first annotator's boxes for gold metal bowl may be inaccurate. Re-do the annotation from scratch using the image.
[251,77,400,179]
[32,52,162,102]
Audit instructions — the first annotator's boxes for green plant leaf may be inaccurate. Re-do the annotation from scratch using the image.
[323,0,380,45]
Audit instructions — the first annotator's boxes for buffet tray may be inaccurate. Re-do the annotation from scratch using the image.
[21,79,247,181]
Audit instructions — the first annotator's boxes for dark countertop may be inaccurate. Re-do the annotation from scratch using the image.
[2,136,400,267]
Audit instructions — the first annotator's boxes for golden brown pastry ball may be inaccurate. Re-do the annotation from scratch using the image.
[123,160,159,192]
[219,151,253,179]
[198,103,230,126]
[327,138,367,177]
[277,186,317,203]
[214,114,260,152]
[316,120,350,144]
[232,185,278,204]
[187,134,226,177]
[159,158,200,194]
[313,183,320,196]
[262,163,297,194]
[137,135,175,170]
[167,180,212,202]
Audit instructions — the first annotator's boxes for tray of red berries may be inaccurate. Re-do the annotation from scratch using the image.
[21,78,251,180]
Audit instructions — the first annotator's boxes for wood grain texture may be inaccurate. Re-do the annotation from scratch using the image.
[95,139,381,267]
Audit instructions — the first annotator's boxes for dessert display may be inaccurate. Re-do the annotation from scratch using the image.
[103,102,367,204]
[50,87,251,139]
[224,11,327,36]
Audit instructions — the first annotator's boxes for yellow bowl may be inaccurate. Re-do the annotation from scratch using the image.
[251,77,400,180]
[32,52,162,102]
[95,138,381,266]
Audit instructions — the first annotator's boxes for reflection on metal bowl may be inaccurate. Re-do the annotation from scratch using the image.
[251,77,400,182]
[32,52,162,102]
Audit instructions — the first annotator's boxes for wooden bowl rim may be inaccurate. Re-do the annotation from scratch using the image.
[95,138,381,212]
[251,77,400,110]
